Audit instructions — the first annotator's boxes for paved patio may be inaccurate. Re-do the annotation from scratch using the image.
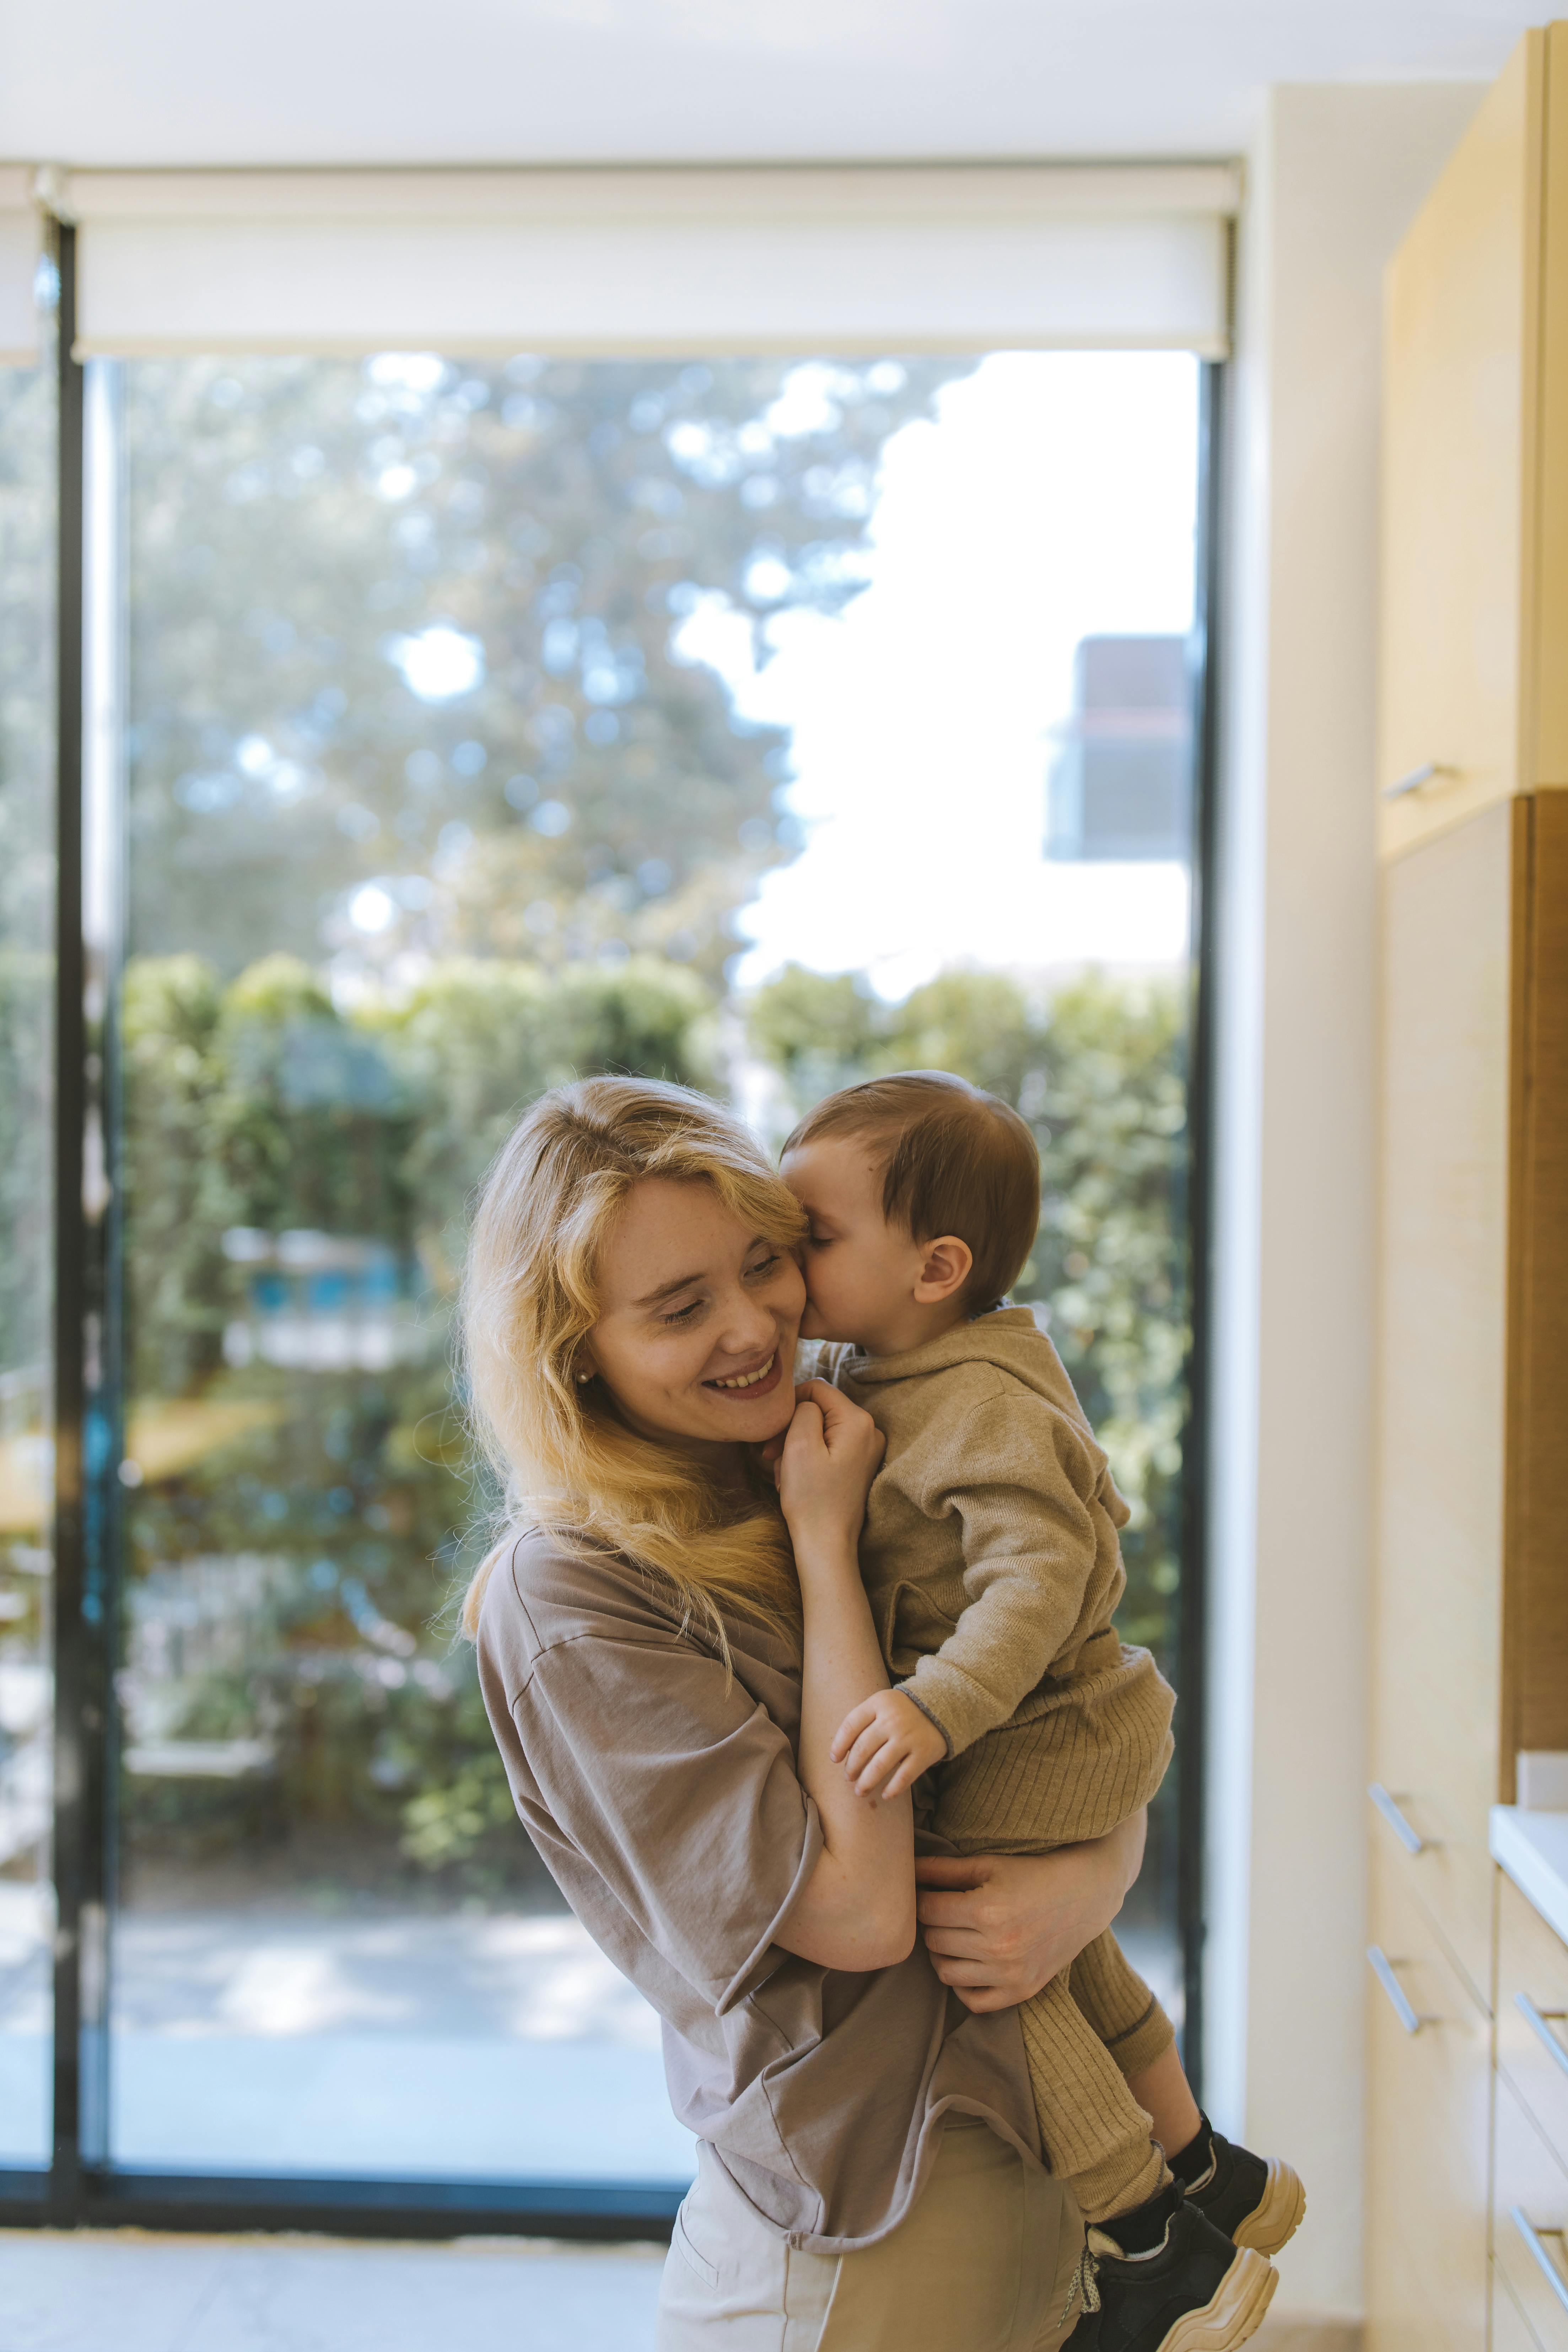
[0,1890,693,2180]
[0,1882,1178,2185]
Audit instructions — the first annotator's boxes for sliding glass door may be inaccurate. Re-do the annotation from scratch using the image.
[4,309,1215,2218]
[103,345,1206,2190]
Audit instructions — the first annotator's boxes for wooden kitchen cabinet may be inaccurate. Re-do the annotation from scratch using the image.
[1379,25,1568,861]
[1371,24,1568,2350]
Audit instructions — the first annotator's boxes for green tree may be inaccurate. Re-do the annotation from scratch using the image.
[744,963,884,1109]
[124,356,973,984]
[120,954,226,1398]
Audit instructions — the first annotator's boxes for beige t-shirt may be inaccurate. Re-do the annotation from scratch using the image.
[476,1530,1043,2251]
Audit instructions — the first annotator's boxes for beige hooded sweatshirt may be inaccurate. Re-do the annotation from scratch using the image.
[814,1306,1174,1852]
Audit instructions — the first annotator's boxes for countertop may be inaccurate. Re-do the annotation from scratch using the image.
[1491,1804,1568,1947]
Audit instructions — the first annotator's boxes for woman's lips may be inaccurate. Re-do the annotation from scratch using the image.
[702,1349,782,1399]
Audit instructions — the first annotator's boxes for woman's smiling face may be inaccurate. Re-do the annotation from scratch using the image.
[583,1177,805,1461]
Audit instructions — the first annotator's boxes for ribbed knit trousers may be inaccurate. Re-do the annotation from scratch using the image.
[1017,1929,1176,2224]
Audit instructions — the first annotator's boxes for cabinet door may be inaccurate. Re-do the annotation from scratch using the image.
[1373,803,1512,1993]
[1494,2065,1568,2350]
[1365,1846,1493,2352]
[1494,2262,1552,2352]
[1379,32,1540,856]
[1498,1869,1568,2168]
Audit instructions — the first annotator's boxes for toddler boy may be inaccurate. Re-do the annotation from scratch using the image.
[781,1070,1303,2352]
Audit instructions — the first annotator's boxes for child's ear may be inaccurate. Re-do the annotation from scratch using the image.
[912,1235,973,1305]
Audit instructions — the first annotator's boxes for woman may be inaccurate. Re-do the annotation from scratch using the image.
[462,1076,1146,2351]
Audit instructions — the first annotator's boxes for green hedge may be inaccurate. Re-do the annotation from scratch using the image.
[120,949,1188,1890]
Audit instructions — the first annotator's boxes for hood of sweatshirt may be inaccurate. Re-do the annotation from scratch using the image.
[823,1303,1075,1408]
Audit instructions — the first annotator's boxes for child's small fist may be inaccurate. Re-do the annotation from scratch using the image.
[830,1688,948,1800]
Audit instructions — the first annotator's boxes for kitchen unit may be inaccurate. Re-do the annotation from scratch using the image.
[1369,22,1568,2350]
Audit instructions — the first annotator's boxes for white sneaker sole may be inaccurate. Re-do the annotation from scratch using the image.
[1231,2158,1306,2258]
[1155,2245,1278,2352]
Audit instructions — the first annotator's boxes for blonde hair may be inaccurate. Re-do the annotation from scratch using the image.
[459,1075,807,1646]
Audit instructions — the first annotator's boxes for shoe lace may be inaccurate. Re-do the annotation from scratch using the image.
[1058,2242,1102,2328]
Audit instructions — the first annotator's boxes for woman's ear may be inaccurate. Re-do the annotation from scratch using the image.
[912,1235,973,1306]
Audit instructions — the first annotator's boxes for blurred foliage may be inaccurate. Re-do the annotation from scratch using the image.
[119,955,226,1398]
[119,949,716,1893]
[124,354,972,988]
[0,949,53,1393]
[748,961,1190,1657]
[120,947,1190,1893]
[367,954,715,1251]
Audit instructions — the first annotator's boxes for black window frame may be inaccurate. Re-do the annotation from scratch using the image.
[1,219,1225,2238]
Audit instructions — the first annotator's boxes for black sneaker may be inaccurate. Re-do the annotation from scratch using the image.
[1062,2185,1277,2351]
[1176,2117,1306,2257]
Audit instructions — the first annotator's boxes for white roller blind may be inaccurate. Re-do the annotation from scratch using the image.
[63,164,1238,361]
[0,169,42,367]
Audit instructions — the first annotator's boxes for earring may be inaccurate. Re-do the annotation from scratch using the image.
[575,1369,593,1385]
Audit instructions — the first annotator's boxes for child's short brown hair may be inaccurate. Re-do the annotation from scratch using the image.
[782,1069,1041,1310]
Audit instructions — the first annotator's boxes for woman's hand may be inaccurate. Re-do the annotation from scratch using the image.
[776,1379,884,1568]
[912,1813,1147,2011]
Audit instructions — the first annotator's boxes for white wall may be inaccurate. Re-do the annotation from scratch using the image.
[1205,79,1485,2321]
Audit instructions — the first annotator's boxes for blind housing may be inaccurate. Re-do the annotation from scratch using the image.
[58,163,1238,361]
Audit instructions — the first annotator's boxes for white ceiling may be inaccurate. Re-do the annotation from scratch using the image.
[0,0,1541,169]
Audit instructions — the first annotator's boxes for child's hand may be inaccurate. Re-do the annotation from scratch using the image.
[831,1688,948,1799]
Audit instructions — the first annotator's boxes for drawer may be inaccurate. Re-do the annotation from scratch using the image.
[1494,2067,1568,2350]
[1365,1846,1492,2351]
[1495,2259,1552,2352]
[1499,1870,1568,2165]
[1367,1778,1496,2014]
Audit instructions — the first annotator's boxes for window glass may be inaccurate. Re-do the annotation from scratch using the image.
[115,350,1200,2180]
[0,333,57,2171]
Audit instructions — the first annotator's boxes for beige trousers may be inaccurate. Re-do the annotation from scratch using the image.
[656,2117,1085,2352]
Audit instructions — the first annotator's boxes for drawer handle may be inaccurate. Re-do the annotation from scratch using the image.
[1369,1783,1427,1856]
[1517,1993,1568,2082]
[1368,1945,1424,2034]
[1382,761,1458,802]
[1511,2208,1568,2316]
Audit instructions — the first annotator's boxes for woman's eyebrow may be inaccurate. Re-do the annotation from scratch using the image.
[632,1269,707,1308]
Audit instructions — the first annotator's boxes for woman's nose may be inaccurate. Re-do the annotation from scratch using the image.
[715,1285,777,1357]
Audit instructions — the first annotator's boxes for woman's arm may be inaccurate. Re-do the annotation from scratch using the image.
[770,1381,917,1974]
[911,1811,1147,2009]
